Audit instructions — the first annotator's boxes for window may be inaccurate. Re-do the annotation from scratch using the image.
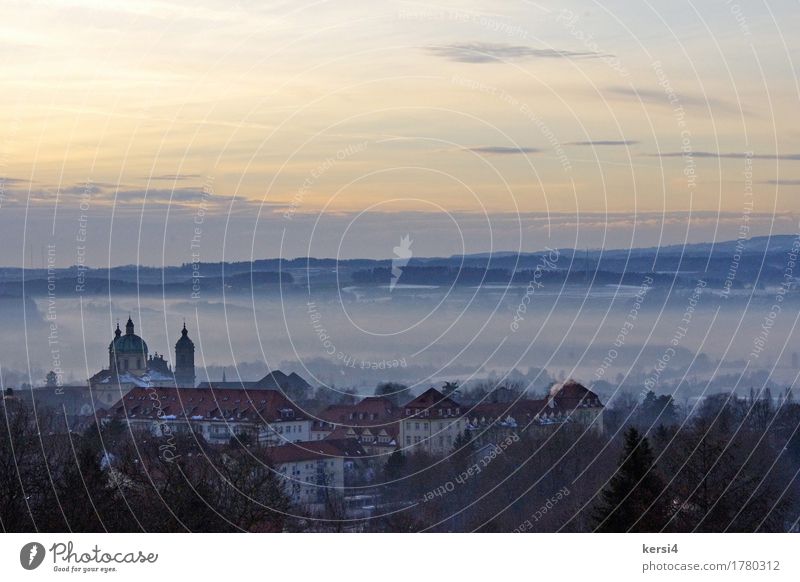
[405,436,411,445]
[415,422,420,430]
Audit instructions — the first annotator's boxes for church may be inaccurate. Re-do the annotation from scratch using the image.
[89,317,196,405]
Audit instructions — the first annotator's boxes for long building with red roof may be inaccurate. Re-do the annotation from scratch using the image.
[107,386,311,446]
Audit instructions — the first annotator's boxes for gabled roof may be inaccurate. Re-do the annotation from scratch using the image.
[402,388,460,414]
[549,380,603,408]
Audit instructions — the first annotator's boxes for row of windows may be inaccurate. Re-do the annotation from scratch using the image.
[405,434,454,447]
[405,407,461,417]
[274,423,305,434]
[404,421,460,430]
[349,412,380,420]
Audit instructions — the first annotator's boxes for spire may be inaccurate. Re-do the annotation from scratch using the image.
[173,318,196,387]
[126,316,134,335]
[222,368,227,382]
[114,322,121,337]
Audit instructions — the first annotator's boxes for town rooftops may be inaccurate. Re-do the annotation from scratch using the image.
[197,370,311,392]
[318,396,399,426]
[470,380,603,428]
[108,386,305,423]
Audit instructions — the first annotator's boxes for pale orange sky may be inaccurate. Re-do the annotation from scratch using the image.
[1,0,799,265]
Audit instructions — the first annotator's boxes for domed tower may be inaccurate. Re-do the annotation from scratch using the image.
[174,322,195,388]
[108,317,149,375]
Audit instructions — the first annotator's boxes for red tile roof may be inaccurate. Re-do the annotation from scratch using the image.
[316,396,400,430]
[549,380,603,408]
[108,386,305,423]
[470,381,603,426]
[402,387,461,417]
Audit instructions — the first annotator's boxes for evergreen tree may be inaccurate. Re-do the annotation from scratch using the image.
[593,427,668,532]
[383,451,407,503]
[640,390,677,427]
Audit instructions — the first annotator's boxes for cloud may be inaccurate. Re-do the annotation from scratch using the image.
[763,179,800,185]
[566,140,639,147]
[649,152,800,161]
[0,177,31,186]
[114,187,215,204]
[606,86,746,115]
[465,146,541,155]
[145,173,202,181]
[427,42,607,63]
[112,188,289,210]
[59,183,106,195]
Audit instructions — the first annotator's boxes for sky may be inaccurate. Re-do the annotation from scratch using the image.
[1,0,799,266]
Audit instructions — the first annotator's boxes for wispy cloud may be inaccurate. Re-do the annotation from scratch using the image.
[606,86,746,115]
[58,183,106,195]
[145,173,202,181]
[649,152,800,161]
[763,179,800,185]
[566,140,639,147]
[427,42,607,63]
[0,177,31,186]
[465,146,541,155]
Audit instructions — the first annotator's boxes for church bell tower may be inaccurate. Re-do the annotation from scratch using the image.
[174,323,196,388]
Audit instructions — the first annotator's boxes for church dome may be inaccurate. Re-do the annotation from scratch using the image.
[109,317,148,355]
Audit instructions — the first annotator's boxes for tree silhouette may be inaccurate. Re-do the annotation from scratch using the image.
[594,427,668,532]
[441,381,460,398]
